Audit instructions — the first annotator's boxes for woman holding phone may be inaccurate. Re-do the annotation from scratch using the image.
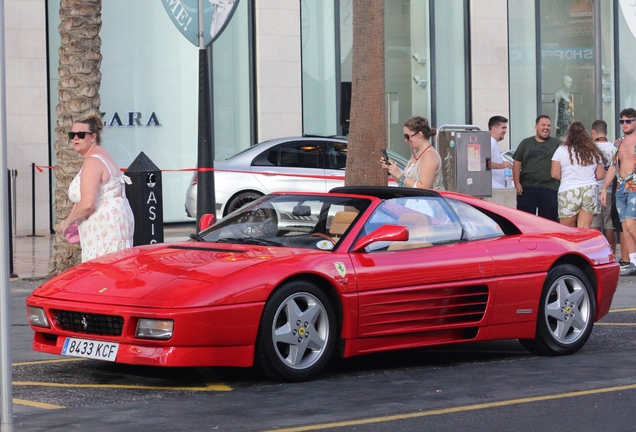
[380,116,444,190]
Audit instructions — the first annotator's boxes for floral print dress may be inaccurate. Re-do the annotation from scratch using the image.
[68,155,135,262]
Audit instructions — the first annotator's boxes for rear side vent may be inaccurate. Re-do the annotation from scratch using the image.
[359,285,489,337]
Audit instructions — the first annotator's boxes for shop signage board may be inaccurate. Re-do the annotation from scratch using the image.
[162,0,240,47]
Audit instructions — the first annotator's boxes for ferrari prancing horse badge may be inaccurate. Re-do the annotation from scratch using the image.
[334,262,346,277]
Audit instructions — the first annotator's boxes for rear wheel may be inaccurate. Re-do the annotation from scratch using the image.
[255,281,336,382]
[520,264,595,356]
[226,191,263,215]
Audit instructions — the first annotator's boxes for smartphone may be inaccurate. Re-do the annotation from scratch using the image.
[381,149,390,165]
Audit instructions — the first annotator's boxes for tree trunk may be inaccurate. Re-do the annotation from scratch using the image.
[50,0,102,275]
[346,0,386,186]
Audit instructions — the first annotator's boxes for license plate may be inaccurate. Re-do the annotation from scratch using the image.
[62,337,119,361]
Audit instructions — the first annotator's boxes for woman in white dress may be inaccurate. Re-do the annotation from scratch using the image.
[381,116,444,190]
[551,121,604,228]
[57,115,135,262]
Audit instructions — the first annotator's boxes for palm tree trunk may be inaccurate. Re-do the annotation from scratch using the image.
[50,0,102,274]
[346,0,386,186]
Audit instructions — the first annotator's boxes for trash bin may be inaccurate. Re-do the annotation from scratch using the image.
[125,152,164,245]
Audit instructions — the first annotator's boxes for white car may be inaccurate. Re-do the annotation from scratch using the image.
[185,136,408,218]
[502,149,514,164]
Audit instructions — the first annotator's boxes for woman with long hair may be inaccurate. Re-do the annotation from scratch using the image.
[381,116,444,190]
[551,121,605,227]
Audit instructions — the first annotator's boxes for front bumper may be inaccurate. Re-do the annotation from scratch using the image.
[27,296,264,367]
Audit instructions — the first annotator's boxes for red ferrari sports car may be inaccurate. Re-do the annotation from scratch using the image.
[27,186,619,382]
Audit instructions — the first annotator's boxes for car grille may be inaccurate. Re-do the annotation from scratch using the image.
[52,310,124,337]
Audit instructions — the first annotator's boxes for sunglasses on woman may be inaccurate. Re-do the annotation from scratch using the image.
[404,132,418,141]
[67,131,92,139]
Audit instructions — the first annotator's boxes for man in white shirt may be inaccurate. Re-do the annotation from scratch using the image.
[489,116,513,188]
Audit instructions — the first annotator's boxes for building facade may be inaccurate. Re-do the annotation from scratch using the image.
[3,0,634,233]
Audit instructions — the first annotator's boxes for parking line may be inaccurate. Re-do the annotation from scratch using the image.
[609,307,636,313]
[596,322,636,326]
[13,358,85,367]
[12,398,65,410]
[264,383,636,432]
[13,381,232,392]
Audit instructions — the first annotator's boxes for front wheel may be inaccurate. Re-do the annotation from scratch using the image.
[255,281,336,382]
[520,264,596,356]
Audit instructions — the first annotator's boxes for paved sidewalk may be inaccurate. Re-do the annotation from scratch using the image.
[10,223,196,280]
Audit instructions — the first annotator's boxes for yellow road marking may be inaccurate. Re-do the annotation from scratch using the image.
[11,359,232,392]
[13,381,232,392]
[12,398,65,410]
[264,383,636,432]
[596,322,636,326]
[609,307,636,313]
[13,358,85,367]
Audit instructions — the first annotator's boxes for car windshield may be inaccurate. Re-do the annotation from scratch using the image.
[199,194,372,250]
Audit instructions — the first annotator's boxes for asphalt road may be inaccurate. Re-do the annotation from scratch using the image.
[5,276,636,431]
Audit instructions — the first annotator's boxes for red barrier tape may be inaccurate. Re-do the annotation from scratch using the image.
[34,164,348,181]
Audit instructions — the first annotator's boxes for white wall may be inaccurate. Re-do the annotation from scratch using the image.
[255,0,303,141]
[470,0,510,152]
[4,0,50,235]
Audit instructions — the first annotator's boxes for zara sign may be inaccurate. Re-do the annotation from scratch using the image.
[101,111,161,127]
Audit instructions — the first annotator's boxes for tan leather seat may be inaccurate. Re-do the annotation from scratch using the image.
[387,241,433,250]
[397,212,433,239]
[329,211,358,237]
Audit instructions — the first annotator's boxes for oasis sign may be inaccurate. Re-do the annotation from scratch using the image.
[162,0,240,47]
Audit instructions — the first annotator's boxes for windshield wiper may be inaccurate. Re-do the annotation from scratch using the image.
[215,237,283,247]
[189,233,206,242]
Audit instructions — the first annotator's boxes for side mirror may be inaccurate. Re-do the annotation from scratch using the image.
[352,224,409,251]
[199,213,216,231]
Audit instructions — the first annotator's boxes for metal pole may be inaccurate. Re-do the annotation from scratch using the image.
[593,0,602,120]
[0,0,15,428]
[10,170,15,236]
[30,163,35,235]
[7,171,15,279]
[27,164,42,238]
[196,0,216,230]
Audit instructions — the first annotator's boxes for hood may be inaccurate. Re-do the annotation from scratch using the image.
[33,242,320,307]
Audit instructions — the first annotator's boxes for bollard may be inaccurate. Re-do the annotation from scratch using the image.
[125,152,164,246]
[7,169,17,279]
[27,163,43,237]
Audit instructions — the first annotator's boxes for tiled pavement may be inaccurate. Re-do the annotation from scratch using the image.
[10,223,196,280]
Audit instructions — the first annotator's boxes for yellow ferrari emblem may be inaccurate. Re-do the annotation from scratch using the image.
[98,288,108,293]
[334,262,346,278]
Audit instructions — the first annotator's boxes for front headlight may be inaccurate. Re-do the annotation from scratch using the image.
[27,306,50,328]
[135,319,174,340]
